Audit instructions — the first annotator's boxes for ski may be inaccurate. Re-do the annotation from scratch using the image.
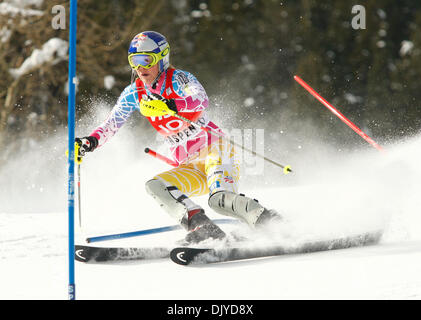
[170,230,383,266]
[74,245,170,263]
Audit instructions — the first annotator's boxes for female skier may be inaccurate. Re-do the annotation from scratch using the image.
[76,31,280,244]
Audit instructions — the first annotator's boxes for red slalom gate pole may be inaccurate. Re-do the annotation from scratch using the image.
[294,75,385,153]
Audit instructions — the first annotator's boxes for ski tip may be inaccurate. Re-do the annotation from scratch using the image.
[170,247,211,266]
[74,245,90,263]
[170,247,190,266]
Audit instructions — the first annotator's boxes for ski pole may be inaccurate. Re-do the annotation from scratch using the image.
[144,147,178,167]
[139,84,292,173]
[294,75,385,153]
[85,218,237,243]
[172,113,292,174]
[73,143,83,228]
[67,143,83,228]
[77,161,82,228]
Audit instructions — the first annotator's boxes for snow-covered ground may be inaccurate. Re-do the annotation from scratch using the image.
[1,123,421,300]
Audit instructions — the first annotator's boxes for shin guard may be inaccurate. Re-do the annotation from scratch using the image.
[145,179,202,229]
[208,191,265,227]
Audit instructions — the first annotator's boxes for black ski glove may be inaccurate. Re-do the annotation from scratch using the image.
[147,93,178,114]
[75,136,98,156]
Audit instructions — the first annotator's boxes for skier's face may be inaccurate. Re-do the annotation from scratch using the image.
[136,64,159,85]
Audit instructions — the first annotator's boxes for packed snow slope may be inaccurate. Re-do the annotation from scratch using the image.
[1,114,421,299]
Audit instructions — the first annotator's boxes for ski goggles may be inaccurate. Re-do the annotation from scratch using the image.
[128,45,170,70]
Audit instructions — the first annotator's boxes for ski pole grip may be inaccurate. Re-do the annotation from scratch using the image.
[66,142,83,164]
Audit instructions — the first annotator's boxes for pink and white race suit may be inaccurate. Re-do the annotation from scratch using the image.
[91,68,221,165]
[90,68,239,196]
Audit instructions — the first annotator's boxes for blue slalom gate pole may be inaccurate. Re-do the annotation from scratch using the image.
[86,219,238,243]
[68,0,78,300]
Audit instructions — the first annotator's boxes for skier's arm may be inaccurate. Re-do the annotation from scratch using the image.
[88,85,138,148]
[171,70,209,112]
